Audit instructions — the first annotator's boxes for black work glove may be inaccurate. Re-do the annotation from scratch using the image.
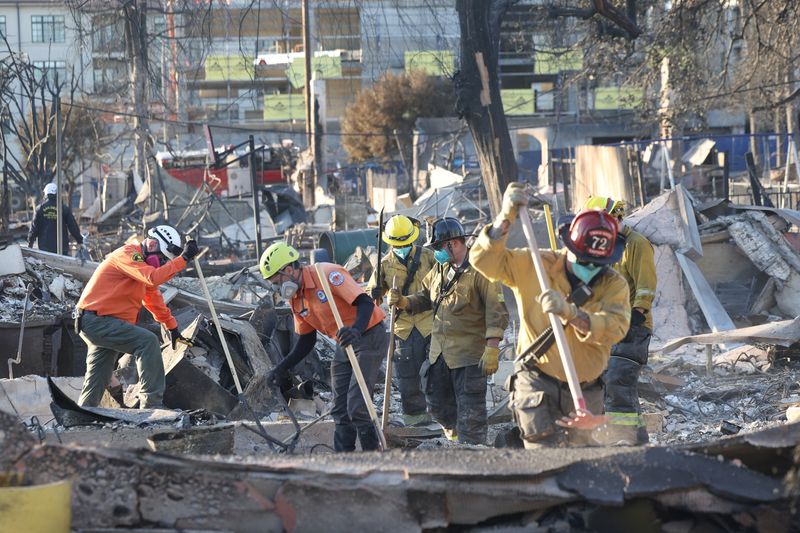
[631,309,647,327]
[266,366,289,388]
[168,328,192,349]
[336,326,361,348]
[180,239,199,261]
[370,287,382,300]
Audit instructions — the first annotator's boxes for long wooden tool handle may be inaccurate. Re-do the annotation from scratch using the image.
[543,204,558,250]
[381,275,398,431]
[314,264,388,451]
[518,209,587,412]
[196,258,243,394]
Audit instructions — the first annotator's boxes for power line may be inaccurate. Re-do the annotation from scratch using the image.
[0,87,462,138]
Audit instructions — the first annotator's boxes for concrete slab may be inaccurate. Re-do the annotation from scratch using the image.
[0,243,26,276]
[43,420,336,456]
[4,423,789,531]
[0,375,83,422]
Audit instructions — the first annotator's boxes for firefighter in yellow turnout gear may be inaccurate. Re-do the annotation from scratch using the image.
[471,184,630,447]
[367,215,437,426]
[389,217,508,444]
[585,196,657,445]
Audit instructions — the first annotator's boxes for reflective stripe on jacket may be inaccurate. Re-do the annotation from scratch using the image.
[470,225,630,383]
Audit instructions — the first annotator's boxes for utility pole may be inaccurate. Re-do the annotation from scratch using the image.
[56,96,64,256]
[249,135,262,259]
[454,0,518,216]
[1,110,8,231]
[301,0,316,207]
[124,0,152,214]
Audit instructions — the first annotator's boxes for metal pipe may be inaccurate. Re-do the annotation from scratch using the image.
[56,96,63,255]
[7,284,33,379]
[249,135,262,259]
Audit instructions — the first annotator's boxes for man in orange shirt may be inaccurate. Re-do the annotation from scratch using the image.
[260,242,388,452]
[75,225,199,408]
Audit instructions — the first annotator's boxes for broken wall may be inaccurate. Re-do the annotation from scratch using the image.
[723,210,800,317]
[573,145,635,210]
[650,245,692,350]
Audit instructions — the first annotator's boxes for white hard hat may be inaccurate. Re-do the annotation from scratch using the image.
[146,225,183,260]
[44,183,57,195]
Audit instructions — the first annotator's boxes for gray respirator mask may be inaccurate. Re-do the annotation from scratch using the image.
[270,268,299,301]
[278,280,299,300]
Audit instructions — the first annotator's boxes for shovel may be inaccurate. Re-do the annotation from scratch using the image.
[7,284,34,379]
[195,257,300,452]
[518,206,608,431]
[313,263,388,451]
[381,275,398,431]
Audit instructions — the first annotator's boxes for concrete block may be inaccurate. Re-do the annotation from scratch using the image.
[643,412,665,434]
[0,375,83,421]
[0,244,25,276]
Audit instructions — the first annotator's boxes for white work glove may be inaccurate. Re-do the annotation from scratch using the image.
[387,288,408,309]
[537,289,577,321]
[500,182,529,223]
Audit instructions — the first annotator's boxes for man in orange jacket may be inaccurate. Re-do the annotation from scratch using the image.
[75,225,199,408]
[260,241,388,452]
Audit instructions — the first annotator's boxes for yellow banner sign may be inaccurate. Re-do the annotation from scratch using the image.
[533,48,583,75]
[287,56,343,88]
[404,50,454,76]
[594,87,644,110]
[501,89,536,115]
[263,94,305,121]
[205,54,254,81]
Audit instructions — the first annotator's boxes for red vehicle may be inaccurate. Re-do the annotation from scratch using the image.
[155,146,284,194]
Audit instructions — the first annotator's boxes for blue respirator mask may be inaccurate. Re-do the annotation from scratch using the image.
[433,248,451,265]
[571,261,603,284]
[393,245,412,260]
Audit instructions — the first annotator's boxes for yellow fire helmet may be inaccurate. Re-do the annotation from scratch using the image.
[382,214,419,247]
[259,242,300,279]
[584,196,625,220]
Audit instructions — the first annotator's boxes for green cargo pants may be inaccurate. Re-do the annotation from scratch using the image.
[77,310,165,408]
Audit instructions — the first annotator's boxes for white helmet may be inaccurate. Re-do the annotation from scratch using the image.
[146,225,183,260]
[44,183,57,195]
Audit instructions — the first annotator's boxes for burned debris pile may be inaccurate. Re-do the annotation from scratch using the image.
[614,188,800,446]
[0,248,84,323]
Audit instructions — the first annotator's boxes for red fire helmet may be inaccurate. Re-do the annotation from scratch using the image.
[557,209,624,265]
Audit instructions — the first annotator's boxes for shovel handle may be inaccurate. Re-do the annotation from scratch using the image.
[195,258,243,394]
[518,209,587,412]
[314,264,388,451]
[381,275,398,431]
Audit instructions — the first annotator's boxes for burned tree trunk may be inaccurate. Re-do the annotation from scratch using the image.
[454,0,518,217]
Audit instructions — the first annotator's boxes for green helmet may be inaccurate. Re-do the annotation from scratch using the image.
[259,242,300,279]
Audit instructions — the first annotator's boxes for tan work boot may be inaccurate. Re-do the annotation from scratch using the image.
[442,427,459,442]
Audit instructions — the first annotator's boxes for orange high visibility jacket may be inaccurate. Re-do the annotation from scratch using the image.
[77,244,186,329]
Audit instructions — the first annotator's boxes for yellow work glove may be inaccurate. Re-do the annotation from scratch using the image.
[479,346,500,376]
[537,289,577,321]
[387,288,408,309]
[500,182,529,223]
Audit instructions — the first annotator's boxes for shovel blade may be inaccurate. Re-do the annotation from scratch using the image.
[555,408,608,431]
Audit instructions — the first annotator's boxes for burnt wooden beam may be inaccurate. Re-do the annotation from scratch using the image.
[454,0,520,217]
